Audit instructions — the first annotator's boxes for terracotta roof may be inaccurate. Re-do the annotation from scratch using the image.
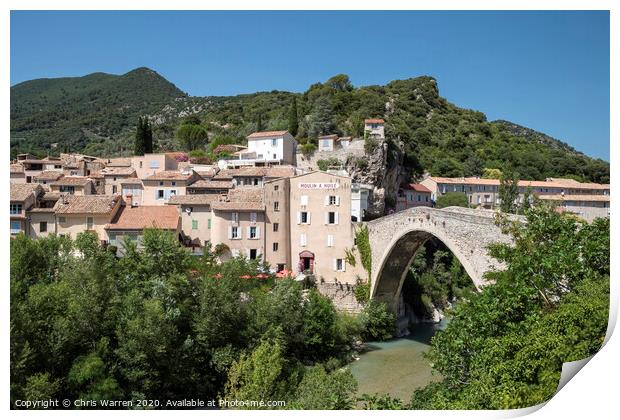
[10,164,24,173]
[247,130,289,139]
[428,176,609,190]
[189,180,234,189]
[212,187,264,211]
[143,170,198,181]
[101,167,137,176]
[11,183,43,202]
[88,171,105,179]
[212,170,234,180]
[42,192,64,201]
[405,183,432,193]
[34,171,65,181]
[213,144,247,154]
[538,194,610,202]
[365,118,385,124]
[265,165,297,178]
[54,195,121,215]
[106,205,180,230]
[28,207,56,213]
[318,134,338,140]
[213,166,296,180]
[50,176,92,186]
[168,194,221,205]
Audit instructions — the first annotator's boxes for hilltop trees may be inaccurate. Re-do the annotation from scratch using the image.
[134,116,153,155]
[176,122,209,151]
[288,99,299,136]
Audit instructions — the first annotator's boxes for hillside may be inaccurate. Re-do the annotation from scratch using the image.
[10,68,610,184]
[10,67,186,156]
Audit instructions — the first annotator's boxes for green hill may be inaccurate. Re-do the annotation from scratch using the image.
[10,68,609,184]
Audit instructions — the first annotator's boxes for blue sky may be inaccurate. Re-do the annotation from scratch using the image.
[10,11,609,160]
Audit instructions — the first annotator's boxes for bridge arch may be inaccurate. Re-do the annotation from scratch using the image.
[366,207,516,310]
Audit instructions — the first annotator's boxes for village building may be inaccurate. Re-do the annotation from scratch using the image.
[288,171,360,284]
[48,176,94,195]
[54,195,122,241]
[210,188,266,261]
[538,194,610,222]
[27,191,65,238]
[10,183,44,236]
[263,178,292,272]
[338,136,352,149]
[187,180,233,195]
[141,170,201,205]
[317,134,339,152]
[105,203,181,252]
[33,170,64,185]
[18,157,63,182]
[131,153,179,179]
[396,183,432,211]
[364,118,385,139]
[167,194,219,252]
[10,164,26,183]
[101,166,139,195]
[221,131,297,168]
[351,183,373,222]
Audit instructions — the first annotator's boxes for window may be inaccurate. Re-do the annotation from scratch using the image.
[277,264,285,272]
[322,139,330,147]
[192,220,198,230]
[273,242,279,252]
[273,223,279,232]
[300,233,307,246]
[327,211,336,224]
[274,185,279,191]
[300,195,308,206]
[272,154,277,159]
[327,235,334,247]
[335,258,345,271]
[300,211,309,224]
[249,249,258,260]
[10,220,21,234]
[253,178,259,186]
[250,212,257,223]
[112,185,117,194]
[328,195,338,205]
[231,226,240,239]
[232,212,239,224]
[150,160,160,169]
[139,161,143,168]
[86,217,94,230]
[10,203,22,215]
[417,194,421,201]
[271,138,278,146]
[58,216,66,223]
[273,202,280,212]
[249,226,257,239]
[157,190,165,199]
[40,221,47,233]
[159,181,164,186]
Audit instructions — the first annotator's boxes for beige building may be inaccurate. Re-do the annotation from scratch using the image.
[33,171,64,186]
[539,194,610,222]
[263,178,292,272]
[364,118,385,139]
[101,167,138,195]
[187,180,233,195]
[49,176,94,196]
[10,183,44,236]
[288,171,361,284]
[131,153,179,179]
[141,170,201,205]
[396,183,432,211]
[210,188,266,261]
[10,164,26,183]
[54,195,122,241]
[317,134,339,152]
[167,194,219,251]
[105,204,181,252]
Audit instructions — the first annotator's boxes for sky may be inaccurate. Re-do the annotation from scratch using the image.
[10,11,610,160]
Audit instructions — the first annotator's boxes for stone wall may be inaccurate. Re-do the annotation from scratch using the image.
[316,281,364,313]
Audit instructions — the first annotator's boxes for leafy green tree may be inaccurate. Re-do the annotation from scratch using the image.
[482,168,502,179]
[499,168,519,213]
[288,99,299,136]
[436,192,469,209]
[302,290,339,361]
[176,124,209,151]
[291,365,357,409]
[359,301,396,341]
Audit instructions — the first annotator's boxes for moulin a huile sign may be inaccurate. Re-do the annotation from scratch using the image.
[298,182,339,189]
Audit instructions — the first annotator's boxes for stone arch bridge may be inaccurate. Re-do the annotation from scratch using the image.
[366,207,518,309]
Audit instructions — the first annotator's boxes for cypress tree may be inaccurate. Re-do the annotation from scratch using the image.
[144,118,154,153]
[256,113,264,132]
[288,98,299,136]
[134,116,145,155]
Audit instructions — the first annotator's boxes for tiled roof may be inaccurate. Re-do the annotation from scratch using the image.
[11,183,43,202]
[213,144,247,154]
[42,192,64,201]
[427,176,609,190]
[189,180,234,189]
[106,205,179,230]
[247,130,289,139]
[88,171,105,179]
[28,207,56,213]
[405,183,432,193]
[539,194,610,202]
[143,170,198,181]
[105,157,133,167]
[10,164,24,173]
[212,170,234,180]
[213,166,296,179]
[50,176,92,186]
[212,187,264,211]
[265,165,296,178]
[168,194,221,206]
[34,171,65,181]
[365,118,385,124]
[101,167,137,176]
[318,134,338,140]
[54,195,121,215]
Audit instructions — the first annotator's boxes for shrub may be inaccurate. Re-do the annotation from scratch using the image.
[354,282,370,304]
[317,157,342,171]
[436,192,469,209]
[359,300,396,341]
[364,138,379,154]
[300,143,317,156]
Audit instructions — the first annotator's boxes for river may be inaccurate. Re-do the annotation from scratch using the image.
[349,318,448,401]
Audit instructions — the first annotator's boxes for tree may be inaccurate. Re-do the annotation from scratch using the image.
[288,99,299,136]
[463,154,484,177]
[358,301,395,341]
[499,168,519,213]
[144,118,154,153]
[256,113,265,132]
[436,192,469,209]
[175,124,209,151]
[291,365,357,409]
[482,168,502,179]
[134,117,146,155]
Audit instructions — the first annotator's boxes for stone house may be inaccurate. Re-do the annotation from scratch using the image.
[54,195,122,241]
[10,183,44,236]
[48,176,95,196]
[141,170,201,205]
[364,118,385,139]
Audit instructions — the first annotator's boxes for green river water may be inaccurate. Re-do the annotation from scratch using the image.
[349,318,448,401]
